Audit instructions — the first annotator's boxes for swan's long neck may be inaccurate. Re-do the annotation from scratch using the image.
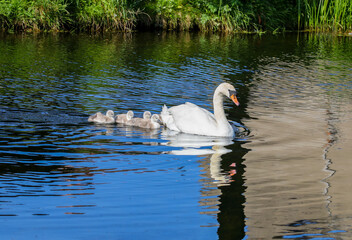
[213,89,228,125]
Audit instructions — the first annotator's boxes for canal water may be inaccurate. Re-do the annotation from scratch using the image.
[0,32,351,239]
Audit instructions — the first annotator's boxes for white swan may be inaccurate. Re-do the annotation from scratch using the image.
[160,83,239,137]
[116,110,134,124]
[88,110,115,124]
[137,114,161,129]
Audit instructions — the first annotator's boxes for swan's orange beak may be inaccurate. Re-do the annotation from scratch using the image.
[231,94,240,106]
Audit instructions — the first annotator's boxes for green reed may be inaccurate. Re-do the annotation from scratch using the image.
[144,0,251,32]
[73,0,138,32]
[298,0,352,32]
[0,0,139,32]
[0,0,69,31]
[0,0,351,33]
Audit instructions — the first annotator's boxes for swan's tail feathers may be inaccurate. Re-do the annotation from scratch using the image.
[160,105,169,125]
[160,105,180,132]
[161,104,168,114]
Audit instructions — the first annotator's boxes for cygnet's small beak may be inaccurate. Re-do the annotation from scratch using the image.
[231,94,240,106]
[156,117,163,124]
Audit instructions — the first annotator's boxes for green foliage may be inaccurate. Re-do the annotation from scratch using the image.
[298,0,352,32]
[0,0,351,32]
[0,0,139,32]
[144,0,251,31]
[242,0,296,31]
[195,0,250,31]
[73,0,138,31]
[0,0,69,31]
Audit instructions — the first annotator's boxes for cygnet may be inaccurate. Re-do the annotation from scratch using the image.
[88,110,115,124]
[143,111,151,120]
[116,110,134,124]
[127,111,151,126]
[137,114,161,129]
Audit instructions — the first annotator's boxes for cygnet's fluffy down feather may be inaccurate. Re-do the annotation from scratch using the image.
[88,110,115,124]
[126,111,151,126]
[116,110,134,124]
[136,114,161,129]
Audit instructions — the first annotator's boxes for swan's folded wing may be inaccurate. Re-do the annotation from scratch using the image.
[169,103,217,135]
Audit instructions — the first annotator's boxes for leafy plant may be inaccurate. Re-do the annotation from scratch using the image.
[0,0,351,33]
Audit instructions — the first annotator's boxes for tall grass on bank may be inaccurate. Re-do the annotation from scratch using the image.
[0,0,351,33]
[298,0,352,32]
[195,0,250,32]
[0,0,69,31]
[143,0,297,32]
[0,0,139,32]
[144,0,251,32]
[72,0,139,31]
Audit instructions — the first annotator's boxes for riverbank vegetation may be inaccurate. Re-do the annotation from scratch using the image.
[0,0,351,33]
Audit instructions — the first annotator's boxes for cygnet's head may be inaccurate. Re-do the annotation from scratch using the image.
[143,111,151,120]
[106,110,114,118]
[126,110,134,120]
[151,114,161,123]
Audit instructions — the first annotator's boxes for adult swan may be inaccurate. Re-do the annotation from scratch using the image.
[160,83,240,137]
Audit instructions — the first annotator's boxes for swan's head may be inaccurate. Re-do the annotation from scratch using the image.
[218,83,240,106]
[106,110,114,118]
[143,111,151,120]
[127,110,134,120]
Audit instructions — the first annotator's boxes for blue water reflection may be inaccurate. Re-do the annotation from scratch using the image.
[0,32,352,239]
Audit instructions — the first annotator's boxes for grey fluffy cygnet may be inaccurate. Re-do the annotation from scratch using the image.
[137,114,161,129]
[116,110,134,124]
[127,111,151,126]
[88,110,115,124]
[143,111,151,120]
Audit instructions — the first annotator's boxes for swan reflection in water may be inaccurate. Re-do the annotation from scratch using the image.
[90,120,246,186]
[160,129,236,186]
[90,121,244,185]
[160,127,247,231]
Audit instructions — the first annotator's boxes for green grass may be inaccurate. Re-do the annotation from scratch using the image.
[0,0,138,32]
[73,0,138,31]
[0,0,69,31]
[298,0,352,32]
[0,0,351,33]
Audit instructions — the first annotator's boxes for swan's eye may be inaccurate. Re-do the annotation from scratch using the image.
[228,90,237,97]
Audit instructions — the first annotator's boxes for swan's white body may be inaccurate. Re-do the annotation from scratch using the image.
[88,110,115,124]
[160,83,239,137]
[116,110,134,124]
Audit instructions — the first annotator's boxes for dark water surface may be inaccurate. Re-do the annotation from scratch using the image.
[0,32,351,239]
